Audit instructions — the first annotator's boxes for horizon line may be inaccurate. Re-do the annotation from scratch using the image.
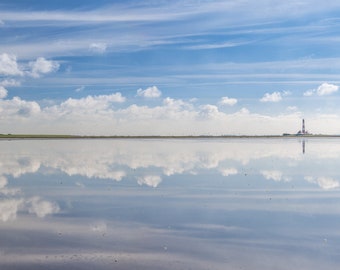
[1,134,340,139]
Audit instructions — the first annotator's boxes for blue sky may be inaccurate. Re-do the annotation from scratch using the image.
[1,0,340,135]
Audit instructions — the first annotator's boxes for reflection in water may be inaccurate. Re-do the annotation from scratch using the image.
[0,138,340,269]
[302,139,305,154]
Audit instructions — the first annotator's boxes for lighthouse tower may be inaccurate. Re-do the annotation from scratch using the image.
[295,118,311,135]
[302,119,305,134]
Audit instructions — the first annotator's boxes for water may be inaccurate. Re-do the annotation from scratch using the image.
[0,138,340,269]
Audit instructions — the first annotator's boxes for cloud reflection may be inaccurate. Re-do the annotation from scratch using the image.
[0,196,60,222]
[220,167,238,177]
[1,139,340,269]
[27,197,60,218]
[260,170,291,182]
[137,175,162,188]
[0,139,339,190]
[0,174,59,222]
[0,199,23,222]
[305,176,340,190]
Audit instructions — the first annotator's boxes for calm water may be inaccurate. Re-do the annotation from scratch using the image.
[0,138,340,270]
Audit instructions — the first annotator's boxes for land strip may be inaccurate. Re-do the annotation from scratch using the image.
[1,134,340,139]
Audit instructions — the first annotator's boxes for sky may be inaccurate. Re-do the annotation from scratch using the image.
[1,0,340,135]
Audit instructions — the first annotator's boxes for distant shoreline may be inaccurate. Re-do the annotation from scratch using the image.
[1,134,340,139]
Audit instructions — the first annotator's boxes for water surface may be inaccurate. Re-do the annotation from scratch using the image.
[1,138,340,269]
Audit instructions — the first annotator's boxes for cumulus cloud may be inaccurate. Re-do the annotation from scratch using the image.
[0,93,297,135]
[89,43,107,54]
[317,83,338,96]
[238,107,250,114]
[0,84,325,136]
[29,57,59,78]
[15,98,41,116]
[0,53,23,76]
[0,86,8,99]
[163,97,191,109]
[57,92,125,114]
[304,83,339,96]
[199,104,220,119]
[137,86,162,98]
[260,92,282,102]
[0,79,21,87]
[219,96,237,106]
[0,97,41,116]
[137,175,162,187]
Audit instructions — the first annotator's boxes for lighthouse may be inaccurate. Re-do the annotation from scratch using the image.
[284,119,311,136]
[302,119,305,134]
[295,119,309,135]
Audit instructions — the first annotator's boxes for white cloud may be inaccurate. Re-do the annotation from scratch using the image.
[303,89,314,96]
[163,97,191,109]
[89,42,107,54]
[219,96,237,106]
[2,1,340,65]
[238,107,250,114]
[28,57,59,78]
[5,88,340,136]
[287,106,298,111]
[317,83,338,96]
[0,97,41,116]
[282,90,291,96]
[0,79,21,87]
[27,197,60,218]
[304,83,339,96]
[185,41,247,50]
[75,86,85,92]
[57,92,125,112]
[0,86,8,99]
[0,53,23,76]
[137,175,162,188]
[0,94,300,135]
[303,89,315,97]
[260,92,282,102]
[137,86,162,98]
[199,104,220,119]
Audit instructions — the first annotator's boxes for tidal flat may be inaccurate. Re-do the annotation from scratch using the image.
[0,138,340,270]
